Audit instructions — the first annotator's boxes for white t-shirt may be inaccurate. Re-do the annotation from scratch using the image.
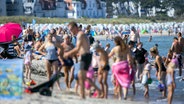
[24,51,31,64]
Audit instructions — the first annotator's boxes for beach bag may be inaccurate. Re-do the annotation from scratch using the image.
[147,78,152,84]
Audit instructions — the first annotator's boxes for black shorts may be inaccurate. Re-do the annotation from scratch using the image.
[63,57,74,67]
[103,65,110,71]
[93,68,98,72]
[80,53,92,71]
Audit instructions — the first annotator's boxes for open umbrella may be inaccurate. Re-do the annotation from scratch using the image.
[0,23,22,43]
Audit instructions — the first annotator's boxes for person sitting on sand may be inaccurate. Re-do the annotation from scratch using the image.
[7,35,22,58]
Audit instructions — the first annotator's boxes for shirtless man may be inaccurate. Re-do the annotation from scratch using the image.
[171,37,183,76]
[64,22,101,99]
[129,26,140,47]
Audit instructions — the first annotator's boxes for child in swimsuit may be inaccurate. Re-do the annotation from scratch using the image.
[74,63,95,97]
[92,42,109,99]
[140,60,151,98]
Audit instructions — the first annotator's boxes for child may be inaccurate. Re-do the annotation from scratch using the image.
[140,60,152,98]
[167,58,178,104]
[74,63,95,97]
[24,44,33,81]
[73,62,80,94]
[93,42,109,99]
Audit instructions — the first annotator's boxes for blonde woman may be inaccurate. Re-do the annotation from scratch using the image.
[109,36,133,100]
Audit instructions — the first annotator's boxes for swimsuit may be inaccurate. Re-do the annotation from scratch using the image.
[79,53,92,71]
[63,57,74,66]
[155,63,166,72]
[45,45,58,64]
[102,65,110,71]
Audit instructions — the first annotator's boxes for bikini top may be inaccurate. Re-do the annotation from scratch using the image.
[45,45,58,60]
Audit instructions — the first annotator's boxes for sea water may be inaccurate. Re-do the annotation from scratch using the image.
[99,35,184,103]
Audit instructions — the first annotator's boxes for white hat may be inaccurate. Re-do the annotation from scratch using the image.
[144,64,151,71]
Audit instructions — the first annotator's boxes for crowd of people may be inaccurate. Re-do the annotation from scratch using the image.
[0,21,184,104]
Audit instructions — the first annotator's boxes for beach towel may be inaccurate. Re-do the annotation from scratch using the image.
[0,59,24,99]
[112,61,131,88]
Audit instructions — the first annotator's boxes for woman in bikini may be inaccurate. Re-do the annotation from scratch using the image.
[109,36,133,100]
[39,33,64,91]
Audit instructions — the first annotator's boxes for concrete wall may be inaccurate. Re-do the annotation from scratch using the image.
[0,0,6,16]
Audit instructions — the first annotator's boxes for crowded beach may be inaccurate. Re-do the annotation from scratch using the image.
[0,21,184,104]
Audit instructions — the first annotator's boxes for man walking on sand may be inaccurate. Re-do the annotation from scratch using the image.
[64,22,101,99]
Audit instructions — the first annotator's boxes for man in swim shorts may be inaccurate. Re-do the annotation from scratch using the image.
[64,22,101,99]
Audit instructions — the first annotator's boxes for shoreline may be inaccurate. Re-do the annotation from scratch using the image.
[94,31,176,41]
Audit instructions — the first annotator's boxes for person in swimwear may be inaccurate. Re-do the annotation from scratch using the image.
[170,37,183,76]
[109,36,133,100]
[150,46,167,98]
[167,57,177,104]
[128,41,136,95]
[93,42,109,99]
[140,60,151,98]
[61,34,75,89]
[39,33,64,91]
[64,22,101,99]
[129,26,140,47]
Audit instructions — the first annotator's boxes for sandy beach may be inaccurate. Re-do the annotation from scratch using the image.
[0,74,148,104]
[1,31,183,104]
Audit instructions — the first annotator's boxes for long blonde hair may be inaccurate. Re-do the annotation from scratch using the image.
[114,36,127,51]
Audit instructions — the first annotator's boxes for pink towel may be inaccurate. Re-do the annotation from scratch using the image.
[112,61,131,88]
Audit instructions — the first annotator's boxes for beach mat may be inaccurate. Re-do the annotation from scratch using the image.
[0,59,24,99]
